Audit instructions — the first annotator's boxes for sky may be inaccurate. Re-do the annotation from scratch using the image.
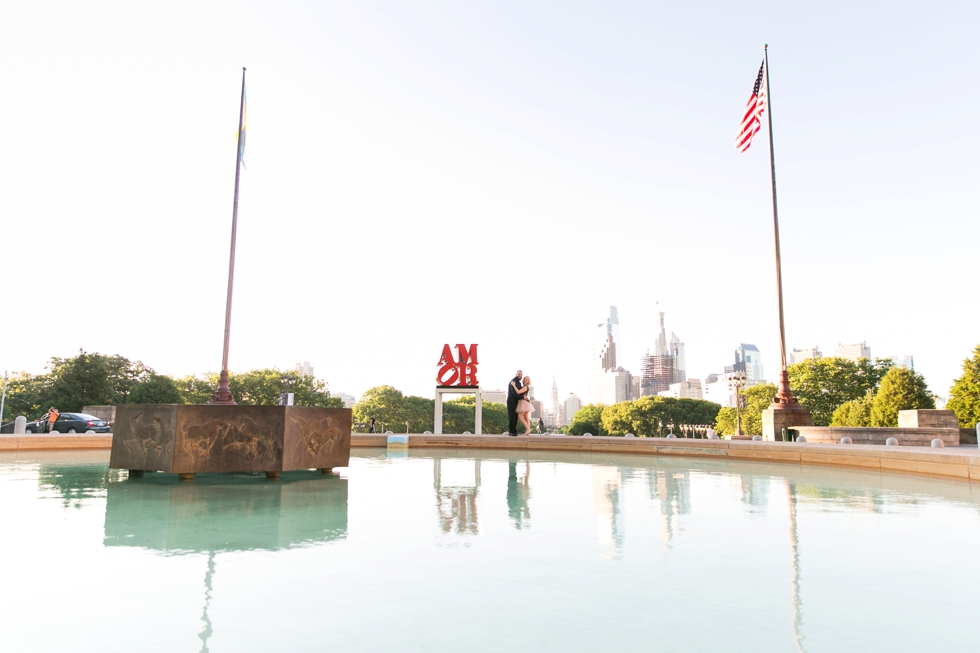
[1,1,977,403]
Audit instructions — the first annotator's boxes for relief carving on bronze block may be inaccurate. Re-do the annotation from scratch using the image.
[110,405,179,473]
[282,407,352,471]
[173,406,284,474]
[109,405,352,476]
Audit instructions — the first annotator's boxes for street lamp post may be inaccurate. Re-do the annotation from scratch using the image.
[728,370,747,436]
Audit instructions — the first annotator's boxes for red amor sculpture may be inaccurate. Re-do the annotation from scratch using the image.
[437,344,479,387]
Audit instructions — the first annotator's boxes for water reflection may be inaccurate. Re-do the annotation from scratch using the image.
[434,458,481,534]
[592,467,624,557]
[103,472,348,653]
[103,472,348,553]
[37,463,124,508]
[507,461,531,529]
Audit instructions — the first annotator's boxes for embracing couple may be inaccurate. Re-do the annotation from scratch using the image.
[506,370,533,436]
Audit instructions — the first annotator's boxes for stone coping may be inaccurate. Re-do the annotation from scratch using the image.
[352,433,980,483]
[5,432,979,483]
[0,433,114,451]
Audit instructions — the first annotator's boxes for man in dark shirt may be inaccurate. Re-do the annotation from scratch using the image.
[506,370,523,436]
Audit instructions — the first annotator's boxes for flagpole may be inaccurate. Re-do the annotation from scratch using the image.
[210,67,246,405]
[764,45,802,410]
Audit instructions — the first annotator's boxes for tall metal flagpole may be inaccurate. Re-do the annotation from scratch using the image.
[763,45,803,409]
[210,67,246,405]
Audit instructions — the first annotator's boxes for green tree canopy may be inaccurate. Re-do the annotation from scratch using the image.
[600,396,721,437]
[830,393,874,427]
[2,350,156,418]
[948,345,980,428]
[788,357,893,426]
[870,366,935,427]
[175,369,341,407]
[352,386,431,432]
[568,404,606,435]
[445,396,508,434]
[127,373,184,405]
[715,383,777,436]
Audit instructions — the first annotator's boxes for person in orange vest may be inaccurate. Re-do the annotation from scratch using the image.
[47,407,60,433]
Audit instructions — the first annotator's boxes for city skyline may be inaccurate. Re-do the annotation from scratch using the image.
[1,2,976,405]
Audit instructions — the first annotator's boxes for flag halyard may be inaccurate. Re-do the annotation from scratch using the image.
[735,60,767,153]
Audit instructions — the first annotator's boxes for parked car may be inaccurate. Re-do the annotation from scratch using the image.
[24,413,111,434]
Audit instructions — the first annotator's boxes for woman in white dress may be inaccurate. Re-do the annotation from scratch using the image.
[516,376,532,435]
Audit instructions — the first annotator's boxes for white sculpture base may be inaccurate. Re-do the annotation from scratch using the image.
[434,386,482,435]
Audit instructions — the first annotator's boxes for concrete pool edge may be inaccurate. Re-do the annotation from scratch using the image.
[352,434,980,483]
[5,432,979,483]
[0,434,112,451]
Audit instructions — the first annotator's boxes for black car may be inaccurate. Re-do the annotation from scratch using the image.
[25,413,111,434]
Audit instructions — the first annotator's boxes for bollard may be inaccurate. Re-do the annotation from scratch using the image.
[840,436,853,444]
[931,438,944,448]
[13,416,26,434]
[885,437,898,446]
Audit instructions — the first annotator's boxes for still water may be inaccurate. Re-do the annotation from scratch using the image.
[1,448,979,652]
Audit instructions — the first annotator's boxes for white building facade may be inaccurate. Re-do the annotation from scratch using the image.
[564,393,583,425]
[835,342,871,361]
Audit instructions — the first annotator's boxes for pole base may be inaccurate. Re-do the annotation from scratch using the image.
[208,369,237,405]
[762,406,812,441]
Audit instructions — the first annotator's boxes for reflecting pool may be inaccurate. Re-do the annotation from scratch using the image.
[2,448,979,652]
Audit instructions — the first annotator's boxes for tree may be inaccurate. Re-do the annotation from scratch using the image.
[45,350,150,411]
[600,401,635,435]
[948,345,980,428]
[715,383,777,436]
[127,373,184,404]
[830,393,874,426]
[602,396,721,437]
[2,372,52,420]
[788,357,893,426]
[446,396,508,434]
[354,385,426,433]
[870,366,935,427]
[174,374,219,405]
[176,369,342,407]
[568,404,606,435]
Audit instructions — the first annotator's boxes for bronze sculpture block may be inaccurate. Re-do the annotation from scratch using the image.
[110,405,351,476]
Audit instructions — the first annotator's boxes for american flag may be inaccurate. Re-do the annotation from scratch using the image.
[735,60,767,153]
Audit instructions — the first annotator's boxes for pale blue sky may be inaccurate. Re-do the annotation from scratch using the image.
[1,1,977,401]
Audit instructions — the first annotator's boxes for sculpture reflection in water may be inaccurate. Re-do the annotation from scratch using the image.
[103,472,348,652]
[433,458,481,534]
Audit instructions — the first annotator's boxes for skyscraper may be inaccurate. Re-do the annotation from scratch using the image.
[564,393,582,425]
[593,306,630,404]
[638,310,685,397]
[669,331,686,381]
[595,306,620,372]
[726,344,764,384]
[551,378,560,427]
